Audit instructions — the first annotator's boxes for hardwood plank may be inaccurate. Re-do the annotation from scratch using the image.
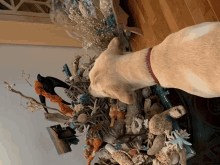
[196,0,211,15]
[149,0,172,43]
[207,0,220,21]
[184,0,206,24]
[126,0,219,53]
[164,0,195,30]
[142,21,158,47]
[136,0,156,25]
[159,0,180,33]
[204,8,218,21]
[133,0,147,24]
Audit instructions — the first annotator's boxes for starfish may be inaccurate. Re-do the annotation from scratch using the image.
[88,99,100,116]
[168,131,192,149]
[80,124,90,139]
[142,145,150,151]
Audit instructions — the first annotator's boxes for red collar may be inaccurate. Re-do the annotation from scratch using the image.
[146,47,160,86]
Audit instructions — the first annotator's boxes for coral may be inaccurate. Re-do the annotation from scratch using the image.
[117,111,126,120]
[111,150,134,165]
[109,105,118,127]
[132,154,151,165]
[87,138,103,165]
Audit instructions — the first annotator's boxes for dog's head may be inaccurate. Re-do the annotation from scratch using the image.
[88,37,134,104]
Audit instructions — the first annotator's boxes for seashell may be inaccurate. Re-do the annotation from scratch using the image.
[131,117,143,134]
[125,125,133,134]
[149,95,160,104]
[111,151,134,165]
[142,87,152,98]
[97,148,113,160]
[147,134,166,155]
[125,104,140,127]
[132,153,151,165]
[134,140,143,150]
[155,147,180,165]
[146,103,164,120]
[143,119,149,129]
[102,133,116,144]
[176,146,187,165]
[171,151,180,165]
[144,99,151,115]
[152,159,161,165]
[155,150,170,165]
[77,113,87,123]
[73,104,84,114]
[112,119,126,137]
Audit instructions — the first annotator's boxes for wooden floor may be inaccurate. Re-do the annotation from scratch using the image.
[121,0,220,52]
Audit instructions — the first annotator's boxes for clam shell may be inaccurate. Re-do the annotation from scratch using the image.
[78,113,87,123]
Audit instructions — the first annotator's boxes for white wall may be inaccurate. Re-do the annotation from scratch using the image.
[0,44,97,165]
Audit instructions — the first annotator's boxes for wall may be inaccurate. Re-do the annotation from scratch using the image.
[0,44,98,165]
[0,21,83,47]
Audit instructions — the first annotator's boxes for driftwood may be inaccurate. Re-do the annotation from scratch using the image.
[4,81,71,119]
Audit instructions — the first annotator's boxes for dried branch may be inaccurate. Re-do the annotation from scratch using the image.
[4,81,71,119]
[21,70,33,87]
[72,55,82,77]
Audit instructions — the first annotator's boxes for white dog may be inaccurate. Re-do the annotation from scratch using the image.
[88,22,220,104]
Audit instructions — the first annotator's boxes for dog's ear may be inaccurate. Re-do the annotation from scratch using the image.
[106,37,124,55]
[109,85,134,104]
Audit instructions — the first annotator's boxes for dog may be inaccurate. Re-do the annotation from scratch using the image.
[88,22,220,104]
